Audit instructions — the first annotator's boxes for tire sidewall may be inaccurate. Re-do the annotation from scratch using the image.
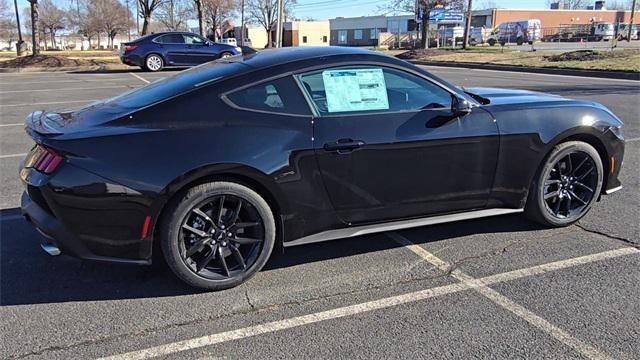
[161,181,275,290]
[532,142,603,227]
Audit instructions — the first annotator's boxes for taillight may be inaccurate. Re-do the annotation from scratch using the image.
[124,44,138,52]
[31,147,64,174]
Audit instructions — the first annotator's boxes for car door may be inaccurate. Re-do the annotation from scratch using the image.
[298,65,500,225]
[155,34,187,65]
[182,34,218,64]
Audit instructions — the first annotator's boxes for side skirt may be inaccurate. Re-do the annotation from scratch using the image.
[284,208,524,247]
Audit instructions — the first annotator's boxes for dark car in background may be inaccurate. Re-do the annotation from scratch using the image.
[21,47,624,291]
[120,32,242,71]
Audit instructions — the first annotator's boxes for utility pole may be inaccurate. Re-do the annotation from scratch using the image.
[13,0,25,55]
[629,0,637,42]
[276,0,284,48]
[136,0,140,36]
[240,0,245,47]
[462,0,472,49]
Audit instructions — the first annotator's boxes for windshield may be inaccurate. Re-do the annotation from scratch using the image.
[103,60,249,109]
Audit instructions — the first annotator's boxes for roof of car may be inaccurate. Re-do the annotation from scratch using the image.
[226,46,394,70]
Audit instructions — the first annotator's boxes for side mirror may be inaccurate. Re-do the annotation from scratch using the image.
[452,95,472,116]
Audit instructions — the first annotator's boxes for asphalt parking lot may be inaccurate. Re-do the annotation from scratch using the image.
[0,66,638,359]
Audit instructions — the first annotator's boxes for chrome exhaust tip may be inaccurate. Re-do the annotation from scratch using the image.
[40,243,61,256]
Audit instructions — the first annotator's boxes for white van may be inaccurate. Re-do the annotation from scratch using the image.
[487,19,542,46]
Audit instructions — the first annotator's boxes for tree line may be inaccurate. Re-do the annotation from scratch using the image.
[0,0,295,54]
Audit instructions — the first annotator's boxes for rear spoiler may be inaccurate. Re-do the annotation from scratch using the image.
[25,111,64,136]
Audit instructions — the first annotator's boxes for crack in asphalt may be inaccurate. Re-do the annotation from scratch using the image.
[11,225,636,359]
[244,289,256,310]
[575,223,640,249]
[435,228,575,275]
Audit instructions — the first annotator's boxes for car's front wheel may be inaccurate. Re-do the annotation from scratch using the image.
[160,181,275,290]
[526,141,603,227]
[219,51,234,59]
[144,54,164,72]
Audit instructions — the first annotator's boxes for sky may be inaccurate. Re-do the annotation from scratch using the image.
[291,0,548,20]
[14,0,549,22]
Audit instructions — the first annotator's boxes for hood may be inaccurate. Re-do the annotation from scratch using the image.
[465,87,569,106]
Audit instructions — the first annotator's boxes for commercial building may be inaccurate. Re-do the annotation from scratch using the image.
[329,15,419,47]
[283,21,330,47]
[472,8,635,29]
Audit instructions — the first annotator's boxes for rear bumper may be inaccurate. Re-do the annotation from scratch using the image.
[21,191,150,265]
[121,54,143,67]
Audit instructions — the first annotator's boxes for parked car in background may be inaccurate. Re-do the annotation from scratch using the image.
[487,19,541,46]
[615,23,639,41]
[235,38,253,47]
[121,32,242,72]
[220,38,238,47]
[470,27,491,45]
[435,25,464,46]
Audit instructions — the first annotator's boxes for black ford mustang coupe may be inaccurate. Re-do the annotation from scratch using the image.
[20,47,624,290]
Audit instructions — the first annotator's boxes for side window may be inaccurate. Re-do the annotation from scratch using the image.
[184,34,205,44]
[226,76,311,116]
[298,67,452,115]
[157,34,185,44]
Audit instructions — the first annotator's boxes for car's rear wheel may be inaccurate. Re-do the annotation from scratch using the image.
[526,141,603,227]
[144,54,164,72]
[219,51,233,59]
[488,38,496,46]
[161,181,275,290]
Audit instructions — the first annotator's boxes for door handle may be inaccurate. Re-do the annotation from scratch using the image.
[324,139,365,153]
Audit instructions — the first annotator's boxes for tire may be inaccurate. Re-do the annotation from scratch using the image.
[525,141,603,227]
[516,37,524,45]
[488,38,496,47]
[160,181,276,290]
[144,54,164,72]
[219,51,233,59]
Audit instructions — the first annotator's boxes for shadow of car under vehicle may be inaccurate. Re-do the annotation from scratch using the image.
[1,206,543,306]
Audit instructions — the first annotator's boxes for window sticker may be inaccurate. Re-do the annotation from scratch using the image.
[322,69,389,113]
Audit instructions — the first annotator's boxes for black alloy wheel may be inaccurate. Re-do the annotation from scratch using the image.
[526,141,603,227]
[161,182,275,290]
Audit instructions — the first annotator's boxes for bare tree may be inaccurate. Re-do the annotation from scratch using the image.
[380,0,464,48]
[246,0,294,47]
[68,0,102,49]
[91,0,132,48]
[0,0,18,50]
[138,0,166,35]
[193,0,205,36]
[157,0,190,31]
[29,0,40,55]
[39,0,65,49]
[202,0,236,40]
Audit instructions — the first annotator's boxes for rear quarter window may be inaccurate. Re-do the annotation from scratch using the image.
[225,76,311,116]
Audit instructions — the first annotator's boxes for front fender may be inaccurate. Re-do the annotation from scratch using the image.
[487,102,624,208]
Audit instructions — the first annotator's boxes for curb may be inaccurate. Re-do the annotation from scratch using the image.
[408,60,640,81]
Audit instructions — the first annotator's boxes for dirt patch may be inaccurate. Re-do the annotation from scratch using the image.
[396,49,451,59]
[0,55,112,68]
[544,50,613,62]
